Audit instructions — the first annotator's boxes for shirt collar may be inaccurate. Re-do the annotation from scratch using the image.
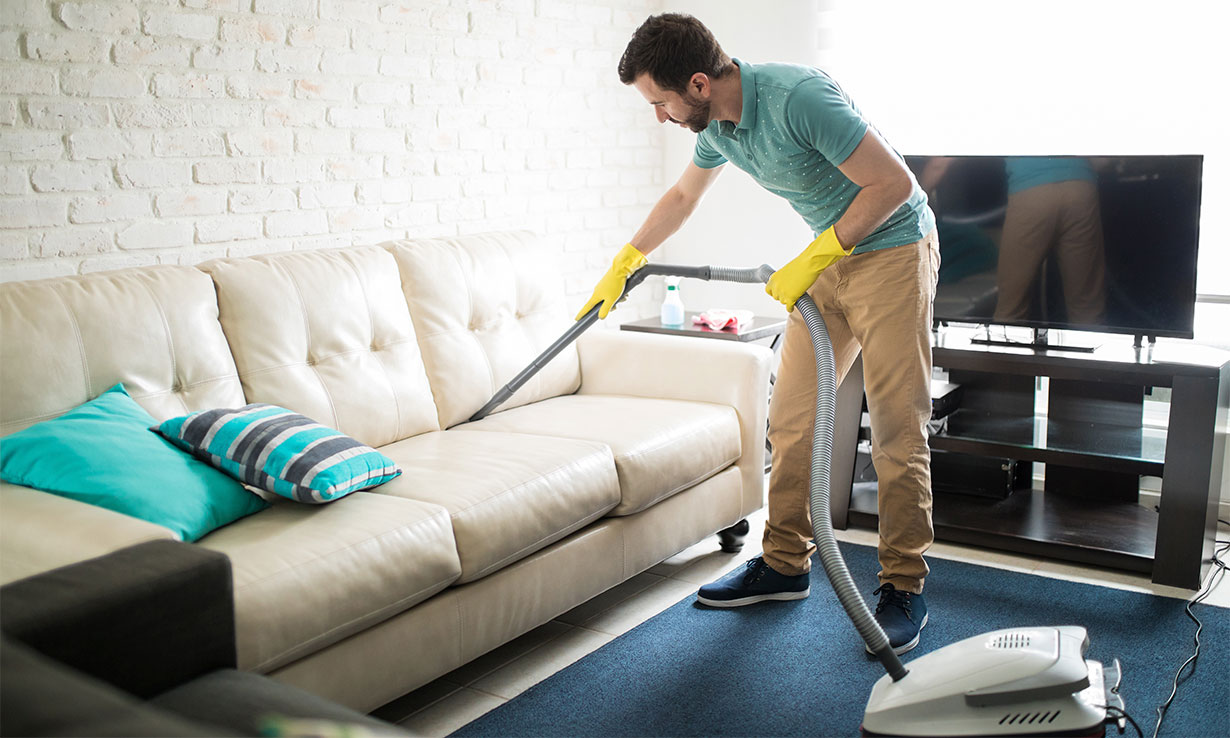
[733,58,757,131]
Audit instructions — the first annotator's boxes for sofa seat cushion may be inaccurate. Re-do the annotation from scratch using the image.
[197,493,459,673]
[460,395,741,516]
[0,483,177,586]
[373,430,620,583]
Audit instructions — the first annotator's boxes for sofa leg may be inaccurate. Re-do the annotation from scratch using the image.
[717,519,751,553]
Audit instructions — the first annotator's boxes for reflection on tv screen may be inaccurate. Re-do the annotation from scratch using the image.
[905,155,1202,339]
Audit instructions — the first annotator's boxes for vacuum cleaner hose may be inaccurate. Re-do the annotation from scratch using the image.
[708,264,777,284]
[795,294,909,682]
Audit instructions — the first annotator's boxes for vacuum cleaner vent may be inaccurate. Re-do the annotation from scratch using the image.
[990,632,1033,649]
[999,710,1061,726]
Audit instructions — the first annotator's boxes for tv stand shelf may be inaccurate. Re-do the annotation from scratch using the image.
[829,328,1229,589]
[848,484,1158,573]
[935,410,1167,475]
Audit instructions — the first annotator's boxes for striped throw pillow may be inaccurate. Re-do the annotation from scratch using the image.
[153,404,401,503]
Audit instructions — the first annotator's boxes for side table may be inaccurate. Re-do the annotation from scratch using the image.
[620,311,786,472]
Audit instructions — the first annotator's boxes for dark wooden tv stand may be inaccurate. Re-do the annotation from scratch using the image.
[828,327,1229,589]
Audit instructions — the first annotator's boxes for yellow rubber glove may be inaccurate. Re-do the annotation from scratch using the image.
[765,226,853,312]
[575,243,648,320]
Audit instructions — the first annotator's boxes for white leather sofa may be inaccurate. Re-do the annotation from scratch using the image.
[0,231,771,712]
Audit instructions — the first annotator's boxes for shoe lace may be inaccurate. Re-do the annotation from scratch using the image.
[743,558,768,585]
[872,584,912,618]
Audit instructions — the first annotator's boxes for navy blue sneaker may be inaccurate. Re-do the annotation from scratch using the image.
[697,556,810,607]
[868,583,928,655]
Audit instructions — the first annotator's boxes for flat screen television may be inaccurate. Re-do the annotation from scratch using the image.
[903,154,1203,347]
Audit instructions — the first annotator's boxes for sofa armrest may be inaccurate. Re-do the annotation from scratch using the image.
[576,328,773,515]
[0,540,236,699]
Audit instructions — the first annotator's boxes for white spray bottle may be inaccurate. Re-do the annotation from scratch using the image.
[660,276,684,327]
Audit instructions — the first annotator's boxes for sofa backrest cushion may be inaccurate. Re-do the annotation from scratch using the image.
[200,246,440,448]
[384,231,580,429]
[0,266,245,436]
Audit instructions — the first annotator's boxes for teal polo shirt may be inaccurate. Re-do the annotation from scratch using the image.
[1005,156,1097,195]
[693,59,934,254]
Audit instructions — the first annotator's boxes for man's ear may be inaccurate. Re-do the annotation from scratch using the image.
[690,72,710,97]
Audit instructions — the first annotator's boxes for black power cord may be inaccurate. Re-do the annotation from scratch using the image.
[1149,517,1230,738]
[1104,704,1144,737]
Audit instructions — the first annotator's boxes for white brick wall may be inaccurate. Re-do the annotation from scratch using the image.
[0,0,666,316]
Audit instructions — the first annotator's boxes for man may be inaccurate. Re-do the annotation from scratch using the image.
[576,13,939,655]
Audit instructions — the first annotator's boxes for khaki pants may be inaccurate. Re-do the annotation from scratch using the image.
[994,180,1106,325]
[764,231,939,594]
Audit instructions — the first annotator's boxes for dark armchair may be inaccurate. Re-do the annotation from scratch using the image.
[0,540,404,737]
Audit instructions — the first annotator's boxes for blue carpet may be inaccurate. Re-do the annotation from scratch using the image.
[451,542,1228,738]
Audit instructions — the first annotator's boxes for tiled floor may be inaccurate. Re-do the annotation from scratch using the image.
[371,488,1230,736]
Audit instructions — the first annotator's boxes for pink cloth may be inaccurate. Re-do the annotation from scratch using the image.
[692,309,754,331]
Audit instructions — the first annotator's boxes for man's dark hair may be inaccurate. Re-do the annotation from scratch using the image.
[618,13,733,94]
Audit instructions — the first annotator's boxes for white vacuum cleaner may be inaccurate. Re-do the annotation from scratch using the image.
[474,261,1126,738]
[861,625,1123,736]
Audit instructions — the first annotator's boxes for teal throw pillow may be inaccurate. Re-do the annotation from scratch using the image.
[0,384,268,541]
[152,404,402,504]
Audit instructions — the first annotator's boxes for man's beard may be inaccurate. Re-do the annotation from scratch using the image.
[679,95,711,133]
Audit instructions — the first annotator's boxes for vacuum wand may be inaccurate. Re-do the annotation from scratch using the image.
[468,263,773,422]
